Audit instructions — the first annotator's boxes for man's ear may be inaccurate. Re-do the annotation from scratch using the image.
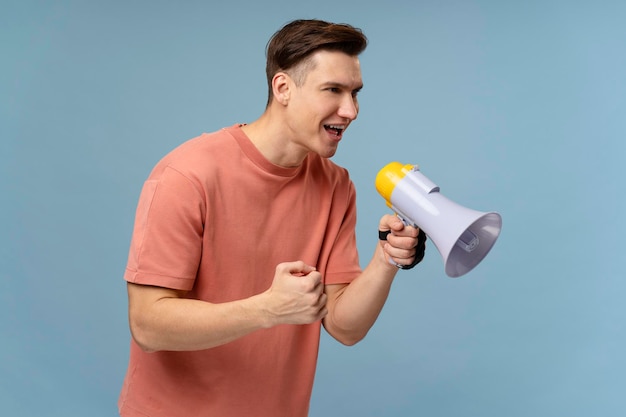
[272,72,291,105]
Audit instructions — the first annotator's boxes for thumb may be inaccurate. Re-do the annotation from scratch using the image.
[379,214,405,234]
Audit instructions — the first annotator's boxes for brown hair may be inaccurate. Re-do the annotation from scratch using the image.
[265,19,368,106]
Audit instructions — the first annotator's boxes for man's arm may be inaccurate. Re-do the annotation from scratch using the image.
[323,214,420,346]
[127,261,327,352]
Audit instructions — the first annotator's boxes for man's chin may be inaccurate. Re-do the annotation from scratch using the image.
[318,145,339,159]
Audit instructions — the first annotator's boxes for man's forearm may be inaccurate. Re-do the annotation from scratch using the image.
[323,244,398,345]
[128,283,272,352]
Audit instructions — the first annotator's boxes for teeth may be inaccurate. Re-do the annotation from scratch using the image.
[326,125,345,131]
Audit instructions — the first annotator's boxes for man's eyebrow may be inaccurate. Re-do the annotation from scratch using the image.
[324,81,364,92]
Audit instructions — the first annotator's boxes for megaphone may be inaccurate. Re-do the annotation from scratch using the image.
[376,162,502,277]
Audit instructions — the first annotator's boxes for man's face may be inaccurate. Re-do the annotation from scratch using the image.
[284,50,363,159]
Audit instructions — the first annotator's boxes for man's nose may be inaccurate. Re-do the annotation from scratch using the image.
[338,95,358,120]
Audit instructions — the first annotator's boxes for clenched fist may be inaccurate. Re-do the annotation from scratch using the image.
[263,261,328,326]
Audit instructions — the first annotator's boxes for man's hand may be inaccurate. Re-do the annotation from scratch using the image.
[263,261,328,326]
[378,214,422,269]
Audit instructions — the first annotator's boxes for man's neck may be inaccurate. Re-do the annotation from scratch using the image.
[241,110,308,168]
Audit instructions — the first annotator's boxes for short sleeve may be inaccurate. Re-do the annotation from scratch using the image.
[124,166,205,291]
[323,180,362,285]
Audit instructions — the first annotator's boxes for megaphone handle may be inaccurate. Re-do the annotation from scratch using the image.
[378,227,427,270]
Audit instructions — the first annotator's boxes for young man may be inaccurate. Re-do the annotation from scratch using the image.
[118,19,425,417]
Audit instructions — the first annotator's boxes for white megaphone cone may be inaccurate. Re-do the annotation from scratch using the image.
[376,162,502,277]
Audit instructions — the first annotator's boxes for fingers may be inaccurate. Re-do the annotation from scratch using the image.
[378,215,424,268]
[378,214,419,237]
[270,261,327,324]
[382,240,418,267]
[385,228,427,270]
[278,260,317,277]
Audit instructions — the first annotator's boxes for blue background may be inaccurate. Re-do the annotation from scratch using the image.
[2,0,625,416]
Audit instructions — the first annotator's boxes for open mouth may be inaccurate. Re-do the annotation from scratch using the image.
[324,124,345,137]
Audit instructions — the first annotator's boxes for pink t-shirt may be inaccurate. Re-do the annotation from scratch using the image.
[119,125,362,417]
